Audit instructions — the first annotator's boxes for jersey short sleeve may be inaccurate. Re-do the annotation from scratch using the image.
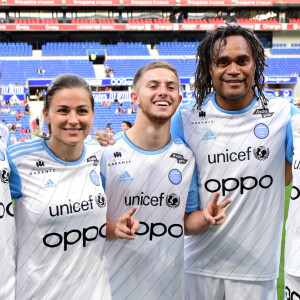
[0,122,16,300]
[185,165,200,213]
[286,104,300,163]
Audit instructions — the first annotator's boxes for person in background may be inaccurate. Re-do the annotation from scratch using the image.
[120,121,132,131]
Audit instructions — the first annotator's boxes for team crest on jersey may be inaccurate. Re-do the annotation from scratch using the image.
[170,153,188,164]
[36,160,45,167]
[253,108,274,118]
[87,155,99,166]
[95,193,106,208]
[114,152,122,158]
[1,168,9,184]
[0,149,5,161]
[199,111,206,118]
[90,170,100,186]
[169,169,182,185]
[166,193,180,208]
[253,146,270,161]
[254,123,269,139]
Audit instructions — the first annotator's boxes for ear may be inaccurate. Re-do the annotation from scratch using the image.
[43,108,50,125]
[90,110,95,125]
[130,91,140,106]
[209,64,212,76]
[178,94,183,105]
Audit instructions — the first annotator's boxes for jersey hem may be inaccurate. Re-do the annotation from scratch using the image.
[184,268,278,281]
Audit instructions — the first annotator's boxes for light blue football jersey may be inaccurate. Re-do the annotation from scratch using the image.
[8,138,111,300]
[285,112,300,276]
[0,122,15,300]
[101,132,198,300]
[171,92,299,281]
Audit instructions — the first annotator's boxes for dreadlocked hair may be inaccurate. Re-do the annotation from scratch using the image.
[194,23,268,110]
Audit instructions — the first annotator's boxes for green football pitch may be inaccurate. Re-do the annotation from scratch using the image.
[277,183,293,299]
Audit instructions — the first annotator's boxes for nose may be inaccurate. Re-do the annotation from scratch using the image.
[68,111,79,125]
[227,62,240,74]
[158,85,168,97]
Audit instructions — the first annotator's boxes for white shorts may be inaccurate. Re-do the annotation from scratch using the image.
[184,273,277,300]
[285,273,300,300]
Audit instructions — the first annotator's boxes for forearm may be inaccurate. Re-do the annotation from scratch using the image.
[184,211,211,236]
[106,220,118,240]
[285,160,293,186]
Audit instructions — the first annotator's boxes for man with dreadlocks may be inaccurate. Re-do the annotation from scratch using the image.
[171,24,299,299]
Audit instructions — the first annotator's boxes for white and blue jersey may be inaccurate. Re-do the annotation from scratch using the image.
[0,122,15,300]
[285,112,300,276]
[7,138,111,300]
[101,131,198,300]
[171,92,299,281]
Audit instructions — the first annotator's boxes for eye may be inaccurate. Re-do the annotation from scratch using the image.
[57,108,68,113]
[218,59,227,66]
[78,108,89,114]
[168,86,175,91]
[239,58,248,65]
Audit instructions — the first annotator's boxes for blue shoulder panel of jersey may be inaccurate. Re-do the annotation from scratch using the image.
[84,137,99,145]
[185,164,200,213]
[286,104,300,163]
[6,148,22,199]
[171,105,185,141]
[173,136,184,145]
[114,131,123,142]
[7,139,44,159]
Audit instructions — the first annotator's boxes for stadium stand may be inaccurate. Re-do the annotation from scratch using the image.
[0,43,32,57]
[0,60,95,85]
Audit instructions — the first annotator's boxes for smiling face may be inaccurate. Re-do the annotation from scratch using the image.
[131,67,182,124]
[43,87,94,156]
[209,35,256,110]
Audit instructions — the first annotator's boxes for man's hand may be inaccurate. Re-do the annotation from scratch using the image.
[115,207,140,240]
[203,192,232,225]
[93,128,116,146]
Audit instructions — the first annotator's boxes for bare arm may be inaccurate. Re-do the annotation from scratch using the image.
[285,159,293,186]
[106,207,139,240]
[184,192,232,236]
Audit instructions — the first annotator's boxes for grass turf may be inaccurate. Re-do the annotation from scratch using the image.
[277,183,292,299]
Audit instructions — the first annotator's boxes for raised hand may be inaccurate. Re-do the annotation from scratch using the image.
[115,207,140,240]
[203,192,232,225]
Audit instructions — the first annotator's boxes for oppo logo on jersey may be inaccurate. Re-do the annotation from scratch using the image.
[285,286,300,300]
[136,221,183,241]
[205,175,273,196]
[0,201,14,218]
[43,224,106,251]
[291,185,300,201]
